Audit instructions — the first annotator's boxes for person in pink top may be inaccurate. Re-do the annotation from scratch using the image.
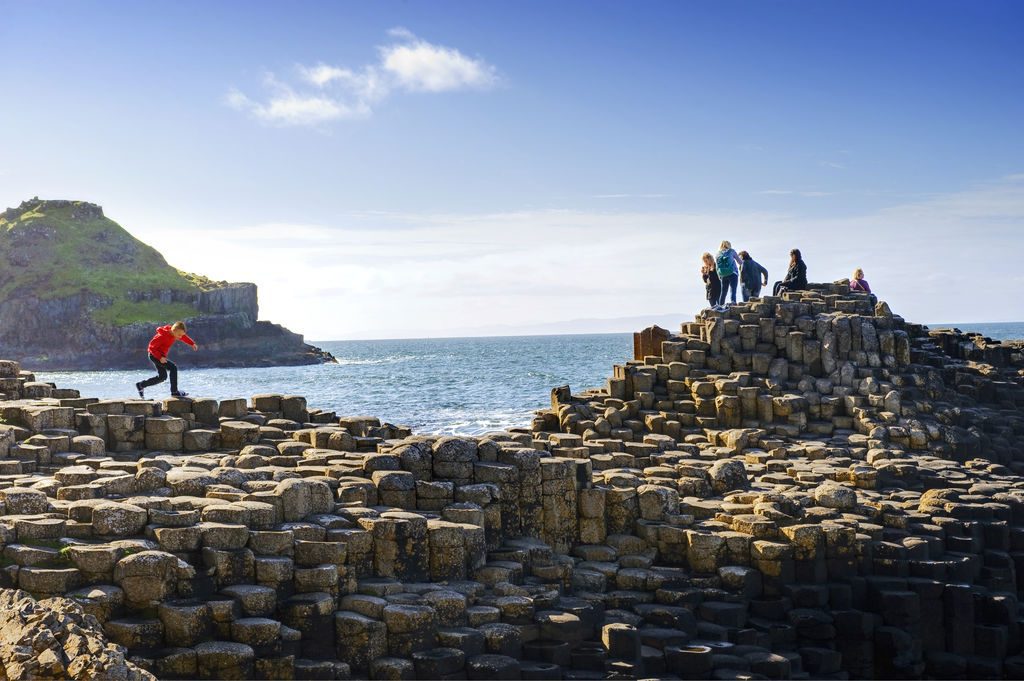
[850,268,871,293]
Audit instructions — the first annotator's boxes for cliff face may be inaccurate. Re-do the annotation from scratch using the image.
[0,199,335,369]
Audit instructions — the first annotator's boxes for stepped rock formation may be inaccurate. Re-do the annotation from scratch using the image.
[0,199,335,369]
[0,286,1021,679]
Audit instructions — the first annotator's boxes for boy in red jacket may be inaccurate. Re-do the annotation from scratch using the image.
[135,321,199,398]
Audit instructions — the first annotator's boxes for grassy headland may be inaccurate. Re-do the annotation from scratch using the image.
[0,199,215,326]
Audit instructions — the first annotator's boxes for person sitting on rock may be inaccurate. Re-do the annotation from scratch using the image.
[849,267,877,305]
[738,250,769,301]
[772,248,808,296]
[714,240,743,309]
[850,268,871,293]
[135,321,198,398]
[701,252,721,310]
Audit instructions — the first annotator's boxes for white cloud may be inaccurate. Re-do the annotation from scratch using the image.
[227,29,497,126]
[296,64,389,104]
[387,26,417,41]
[380,39,497,92]
[299,65,357,87]
[226,85,366,126]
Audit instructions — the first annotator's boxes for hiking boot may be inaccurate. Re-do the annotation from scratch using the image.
[135,382,145,399]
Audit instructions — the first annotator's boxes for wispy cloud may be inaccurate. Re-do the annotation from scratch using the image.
[593,193,670,199]
[756,189,835,197]
[225,80,369,126]
[819,160,846,169]
[226,28,498,126]
[381,29,497,93]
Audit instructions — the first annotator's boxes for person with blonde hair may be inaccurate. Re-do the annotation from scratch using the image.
[701,252,721,309]
[714,240,742,309]
[850,268,871,293]
[135,321,199,398]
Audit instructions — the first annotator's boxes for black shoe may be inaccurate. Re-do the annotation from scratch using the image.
[135,382,144,399]
[172,391,190,398]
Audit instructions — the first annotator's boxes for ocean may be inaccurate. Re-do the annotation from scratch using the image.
[35,322,1024,436]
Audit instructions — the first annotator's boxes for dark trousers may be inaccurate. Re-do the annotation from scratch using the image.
[774,280,805,296]
[707,287,720,308]
[718,273,738,306]
[741,284,762,302]
[140,354,178,393]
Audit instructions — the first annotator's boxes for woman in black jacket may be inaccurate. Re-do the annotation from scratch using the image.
[772,248,808,296]
[701,252,721,309]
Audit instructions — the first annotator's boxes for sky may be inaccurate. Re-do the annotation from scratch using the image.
[1,0,1022,340]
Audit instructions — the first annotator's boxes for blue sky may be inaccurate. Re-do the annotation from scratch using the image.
[1,0,1022,338]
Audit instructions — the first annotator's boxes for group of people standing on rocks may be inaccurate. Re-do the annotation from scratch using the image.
[700,241,871,311]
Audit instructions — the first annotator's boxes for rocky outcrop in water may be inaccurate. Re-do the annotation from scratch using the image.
[0,199,335,369]
[0,287,1021,679]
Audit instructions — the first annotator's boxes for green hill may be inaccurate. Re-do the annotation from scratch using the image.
[0,198,335,369]
[0,198,217,326]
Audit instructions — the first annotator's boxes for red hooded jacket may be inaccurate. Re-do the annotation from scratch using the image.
[147,325,196,360]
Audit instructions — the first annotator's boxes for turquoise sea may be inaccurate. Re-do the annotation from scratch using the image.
[36,322,1024,435]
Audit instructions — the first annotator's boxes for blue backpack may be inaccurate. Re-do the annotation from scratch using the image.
[716,250,735,276]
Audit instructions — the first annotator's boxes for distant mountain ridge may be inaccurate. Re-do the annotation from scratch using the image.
[0,198,334,369]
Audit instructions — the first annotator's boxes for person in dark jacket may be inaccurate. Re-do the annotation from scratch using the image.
[738,251,769,301]
[701,252,721,309]
[772,249,808,296]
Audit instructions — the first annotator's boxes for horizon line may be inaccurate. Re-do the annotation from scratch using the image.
[312,319,1024,344]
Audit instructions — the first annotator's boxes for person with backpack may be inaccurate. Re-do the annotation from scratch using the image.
[714,240,742,309]
[772,248,808,296]
[738,250,769,301]
[701,252,721,310]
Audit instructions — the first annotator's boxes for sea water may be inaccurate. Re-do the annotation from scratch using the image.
[36,323,1024,435]
[37,334,632,435]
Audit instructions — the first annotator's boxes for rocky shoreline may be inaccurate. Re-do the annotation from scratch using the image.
[0,286,1022,680]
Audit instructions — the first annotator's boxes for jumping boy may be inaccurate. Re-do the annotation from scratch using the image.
[135,321,199,398]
